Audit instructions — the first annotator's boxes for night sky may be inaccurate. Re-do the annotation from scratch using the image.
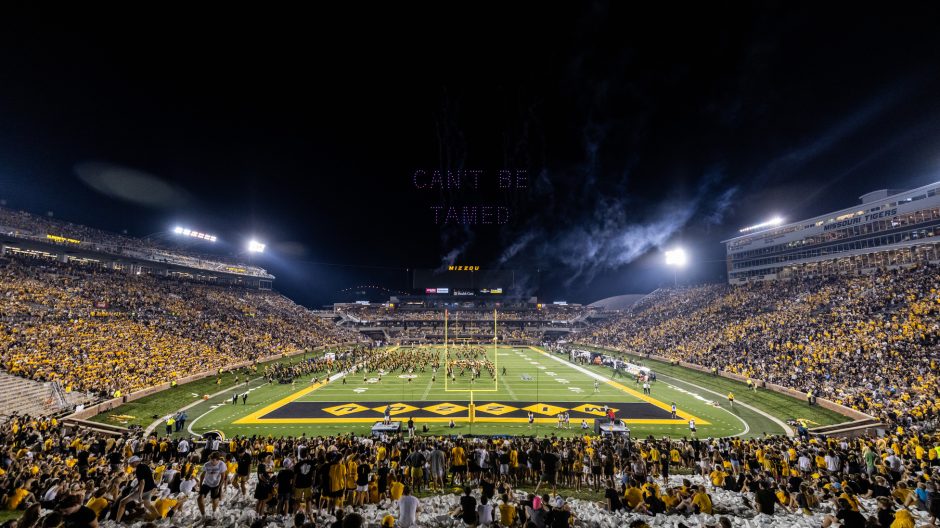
[2,4,940,307]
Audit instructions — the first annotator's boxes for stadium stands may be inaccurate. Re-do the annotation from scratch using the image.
[584,264,940,428]
[336,304,590,344]
[0,253,360,399]
[3,213,940,527]
[2,413,938,527]
[0,206,271,279]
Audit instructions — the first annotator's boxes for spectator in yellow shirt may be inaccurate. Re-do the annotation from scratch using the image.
[691,486,713,515]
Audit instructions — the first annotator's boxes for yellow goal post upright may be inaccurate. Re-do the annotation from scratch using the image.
[443,309,499,424]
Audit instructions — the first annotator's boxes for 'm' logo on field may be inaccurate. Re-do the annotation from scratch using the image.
[371,403,419,415]
[522,403,568,416]
[475,403,518,415]
[569,404,619,417]
[423,403,469,415]
[322,403,370,416]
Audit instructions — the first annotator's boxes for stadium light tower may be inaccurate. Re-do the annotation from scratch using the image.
[171,226,217,242]
[664,247,688,287]
[247,240,266,253]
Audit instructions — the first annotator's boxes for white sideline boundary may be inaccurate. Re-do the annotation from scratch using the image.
[538,349,793,437]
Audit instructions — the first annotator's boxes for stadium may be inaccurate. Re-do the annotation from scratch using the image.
[3,10,940,528]
[3,181,939,528]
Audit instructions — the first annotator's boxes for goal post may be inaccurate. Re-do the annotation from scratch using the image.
[443,309,499,396]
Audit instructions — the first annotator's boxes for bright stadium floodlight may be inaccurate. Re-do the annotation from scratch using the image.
[247,240,266,253]
[739,216,784,233]
[172,226,217,242]
[664,247,687,287]
[664,248,688,268]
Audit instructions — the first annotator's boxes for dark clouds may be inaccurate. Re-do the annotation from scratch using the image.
[1,4,940,306]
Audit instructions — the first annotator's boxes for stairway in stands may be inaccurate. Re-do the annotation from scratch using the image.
[0,371,72,418]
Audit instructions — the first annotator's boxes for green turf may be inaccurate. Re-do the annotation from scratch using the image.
[90,344,852,440]
[89,348,347,429]
[574,345,850,427]
[296,345,641,404]
[175,345,785,439]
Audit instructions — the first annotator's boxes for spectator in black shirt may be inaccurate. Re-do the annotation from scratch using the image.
[875,497,895,528]
[787,474,803,494]
[377,462,390,498]
[536,448,559,496]
[822,498,866,528]
[545,497,572,528]
[235,450,253,496]
[115,456,158,523]
[276,461,295,516]
[254,454,274,515]
[456,488,477,526]
[868,477,892,499]
[355,456,371,506]
[604,484,622,511]
[294,453,317,517]
[58,494,98,528]
[753,481,776,515]
[480,473,495,502]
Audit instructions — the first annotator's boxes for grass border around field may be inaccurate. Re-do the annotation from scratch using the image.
[574,345,851,427]
[88,347,351,429]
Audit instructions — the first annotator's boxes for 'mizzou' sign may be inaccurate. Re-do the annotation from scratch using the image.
[823,208,897,231]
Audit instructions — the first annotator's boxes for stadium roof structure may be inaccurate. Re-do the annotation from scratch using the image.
[722,181,937,244]
[588,293,648,311]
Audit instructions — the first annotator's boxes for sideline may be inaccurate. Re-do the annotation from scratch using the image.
[566,349,793,437]
[143,375,265,436]
[656,372,792,436]
[537,348,795,437]
[531,347,706,424]
[185,379,274,436]
[659,380,751,438]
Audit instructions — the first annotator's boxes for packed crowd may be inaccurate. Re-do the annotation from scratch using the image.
[393,328,543,344]
[585,264,940,429]
[337,307,587,324]
[0,255,360,398]
[3,412,939,527]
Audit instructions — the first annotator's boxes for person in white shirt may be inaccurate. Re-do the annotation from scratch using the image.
[198,451,227,519]
[398,485,420,527]
[180,476,198,493]
[477,495,494,526]
[41,481,61,504]
[161,464,179,486]
[798,453,812,472]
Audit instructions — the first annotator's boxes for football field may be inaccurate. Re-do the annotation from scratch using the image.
[93,343,852,439]
[164,344,836,439]
[234,345,694,426]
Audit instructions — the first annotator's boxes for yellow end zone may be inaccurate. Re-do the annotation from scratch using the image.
[233,416,697,425]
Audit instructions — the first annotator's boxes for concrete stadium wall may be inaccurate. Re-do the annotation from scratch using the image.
[67,342,360,421]
[575,344,875,422]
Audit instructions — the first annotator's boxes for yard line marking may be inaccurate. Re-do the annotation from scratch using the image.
[500,374,518,400]
[232,346,399,425]
[529,347,709,425]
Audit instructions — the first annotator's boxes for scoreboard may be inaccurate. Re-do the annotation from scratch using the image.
[412,267,514,294]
